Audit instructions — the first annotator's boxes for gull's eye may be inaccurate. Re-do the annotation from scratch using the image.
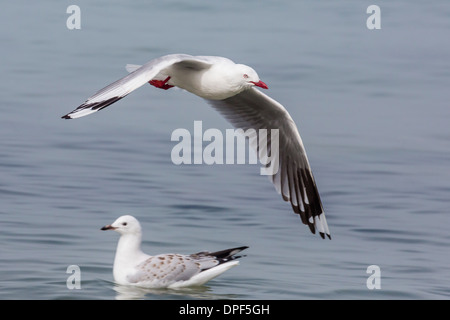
[122,222,127,226]
[243,74,249,79]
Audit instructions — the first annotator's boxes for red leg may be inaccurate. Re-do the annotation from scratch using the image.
[149,76,174,90]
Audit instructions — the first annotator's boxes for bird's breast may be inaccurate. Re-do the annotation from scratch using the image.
[170,67,244,100]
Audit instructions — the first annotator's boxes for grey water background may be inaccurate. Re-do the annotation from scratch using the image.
[1,0,449,300]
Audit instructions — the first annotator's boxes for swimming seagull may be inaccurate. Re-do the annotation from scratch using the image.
[101,215,248,288]
[63,54,331,239]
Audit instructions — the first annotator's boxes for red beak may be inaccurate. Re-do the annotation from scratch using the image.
[251,80,268,89]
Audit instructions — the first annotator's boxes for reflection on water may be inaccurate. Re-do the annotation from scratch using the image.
[113,283,239,300]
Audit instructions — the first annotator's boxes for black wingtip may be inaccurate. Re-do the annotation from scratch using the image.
[320,232,332,240]
[306,221,316,234]
[61,114,72,119]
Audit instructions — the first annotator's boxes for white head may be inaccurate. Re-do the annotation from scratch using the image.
[101,215,142,235]
[234,64,269,90]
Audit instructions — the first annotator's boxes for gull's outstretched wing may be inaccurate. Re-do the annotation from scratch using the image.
[61,54,213,119]
[207,89,330,239]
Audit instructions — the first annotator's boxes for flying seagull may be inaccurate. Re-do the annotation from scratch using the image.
[62,54,330,239]
[101,215,248,288]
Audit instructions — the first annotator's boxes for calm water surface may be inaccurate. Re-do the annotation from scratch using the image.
[1,1,450,299]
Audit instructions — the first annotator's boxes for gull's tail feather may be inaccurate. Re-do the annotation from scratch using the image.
[191,246,249,267]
